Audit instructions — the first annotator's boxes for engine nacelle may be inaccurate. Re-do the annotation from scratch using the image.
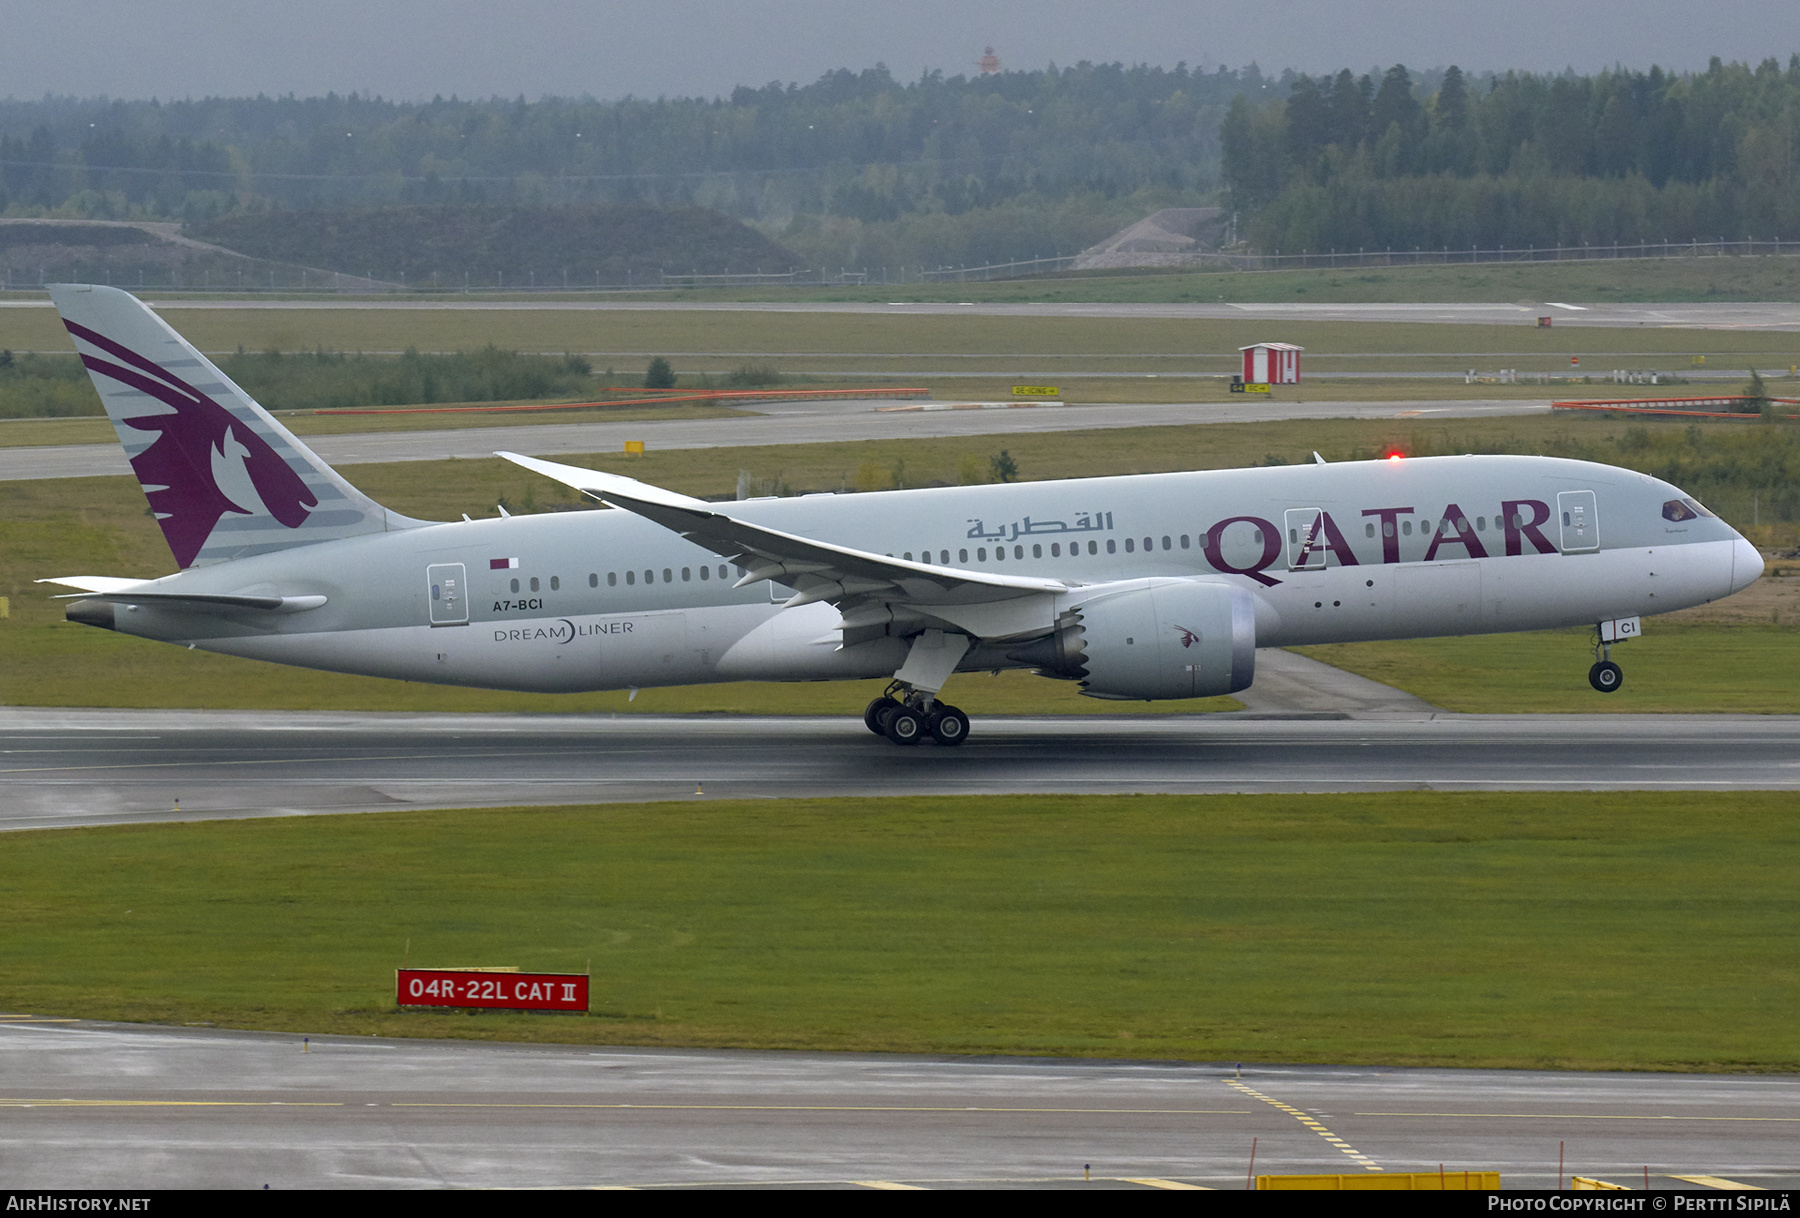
[1014,579,1256,700]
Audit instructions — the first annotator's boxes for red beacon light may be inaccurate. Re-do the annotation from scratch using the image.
[1385,451,1405,462]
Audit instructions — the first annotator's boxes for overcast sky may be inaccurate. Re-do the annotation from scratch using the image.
[6,1,1799,101]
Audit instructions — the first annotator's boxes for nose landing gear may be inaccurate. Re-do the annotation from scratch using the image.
[1588,627,1624,693]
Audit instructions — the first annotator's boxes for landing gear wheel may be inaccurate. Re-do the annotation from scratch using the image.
[884,707,925,746]
[927,704,970,746]
[863,696,900,735]
[1589,660,1623,693]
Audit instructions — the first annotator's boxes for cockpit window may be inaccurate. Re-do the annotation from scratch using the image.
[1663,497,1717,522]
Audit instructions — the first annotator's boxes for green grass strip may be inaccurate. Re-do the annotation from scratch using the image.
[4,792,1795,1072]
[1298,624,1800,714]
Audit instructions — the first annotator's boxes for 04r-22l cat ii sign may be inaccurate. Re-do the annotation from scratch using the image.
[39,286,1763,745]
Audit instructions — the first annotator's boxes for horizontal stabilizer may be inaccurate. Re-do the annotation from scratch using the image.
[37,575,154,594]
[37,578,326,614]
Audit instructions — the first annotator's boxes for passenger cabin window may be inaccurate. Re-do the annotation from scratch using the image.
[510,578,520,593]
[626,571,636,585]
[589,573,598,588]
[958,549,968,563]
[607,572,617,586]
[550,576,560,591]
[530,577,540,592]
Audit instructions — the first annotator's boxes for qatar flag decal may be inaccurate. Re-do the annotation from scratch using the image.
[489,557,519,570]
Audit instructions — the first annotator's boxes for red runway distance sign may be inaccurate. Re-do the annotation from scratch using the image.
[397,969,589,1012]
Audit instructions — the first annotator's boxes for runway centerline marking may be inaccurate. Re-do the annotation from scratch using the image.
[387,1102,1254,1115]
[0,1098,342,1108]
[1229,1080,1382,1171]
[0,748,587,776]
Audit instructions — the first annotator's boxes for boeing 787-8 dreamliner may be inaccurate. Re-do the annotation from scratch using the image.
[39,286,1763,745]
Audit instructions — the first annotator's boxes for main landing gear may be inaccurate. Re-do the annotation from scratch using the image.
[863,681,971,747]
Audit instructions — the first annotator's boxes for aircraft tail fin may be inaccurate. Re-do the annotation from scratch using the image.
[50,284,430,569]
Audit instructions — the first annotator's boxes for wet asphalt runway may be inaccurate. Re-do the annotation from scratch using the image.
[4,708,1797,831]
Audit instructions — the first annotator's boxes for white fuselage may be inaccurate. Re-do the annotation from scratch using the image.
[91,454,1761,697]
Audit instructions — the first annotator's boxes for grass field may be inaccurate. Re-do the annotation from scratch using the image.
[0,294,1792,448]
[3,791,1795,1070]
[3,304,1798,370]
[11,252,1800,306]
[1299,622,1798,714]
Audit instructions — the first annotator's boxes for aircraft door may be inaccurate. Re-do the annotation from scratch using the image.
[1284,508,1327,570]
[427,563,469,625]
[1557,491,1600,553]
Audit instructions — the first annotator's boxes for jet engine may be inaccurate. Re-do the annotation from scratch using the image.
[1009,578,1256,700]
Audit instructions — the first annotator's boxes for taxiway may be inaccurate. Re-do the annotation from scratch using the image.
[0,1019,1793,1189]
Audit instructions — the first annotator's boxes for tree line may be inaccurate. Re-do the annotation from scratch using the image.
[6,56,1798,266]
[1222,57,1800,253]
[0,63,1270,268]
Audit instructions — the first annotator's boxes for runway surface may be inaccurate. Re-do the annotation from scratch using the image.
[0,395,1551,482]
[7,296,1800,330]
[0,1018,1792,1189]
[5,705,1797,831]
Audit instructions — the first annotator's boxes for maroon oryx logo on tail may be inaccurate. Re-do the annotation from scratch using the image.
[65,320,316,568]
[1174,625,1201,648]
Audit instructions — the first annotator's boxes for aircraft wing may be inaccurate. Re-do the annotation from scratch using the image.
[499,452,1066,643]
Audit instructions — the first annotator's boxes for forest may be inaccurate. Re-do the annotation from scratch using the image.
[4,56,1799,266]
[0,63,1265,270]
[1222,56,1800,253]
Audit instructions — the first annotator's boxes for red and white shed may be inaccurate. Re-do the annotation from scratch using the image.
[1240,342,1304,385]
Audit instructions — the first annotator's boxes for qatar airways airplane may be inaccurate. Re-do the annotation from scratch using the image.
[39,285,1762,745]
